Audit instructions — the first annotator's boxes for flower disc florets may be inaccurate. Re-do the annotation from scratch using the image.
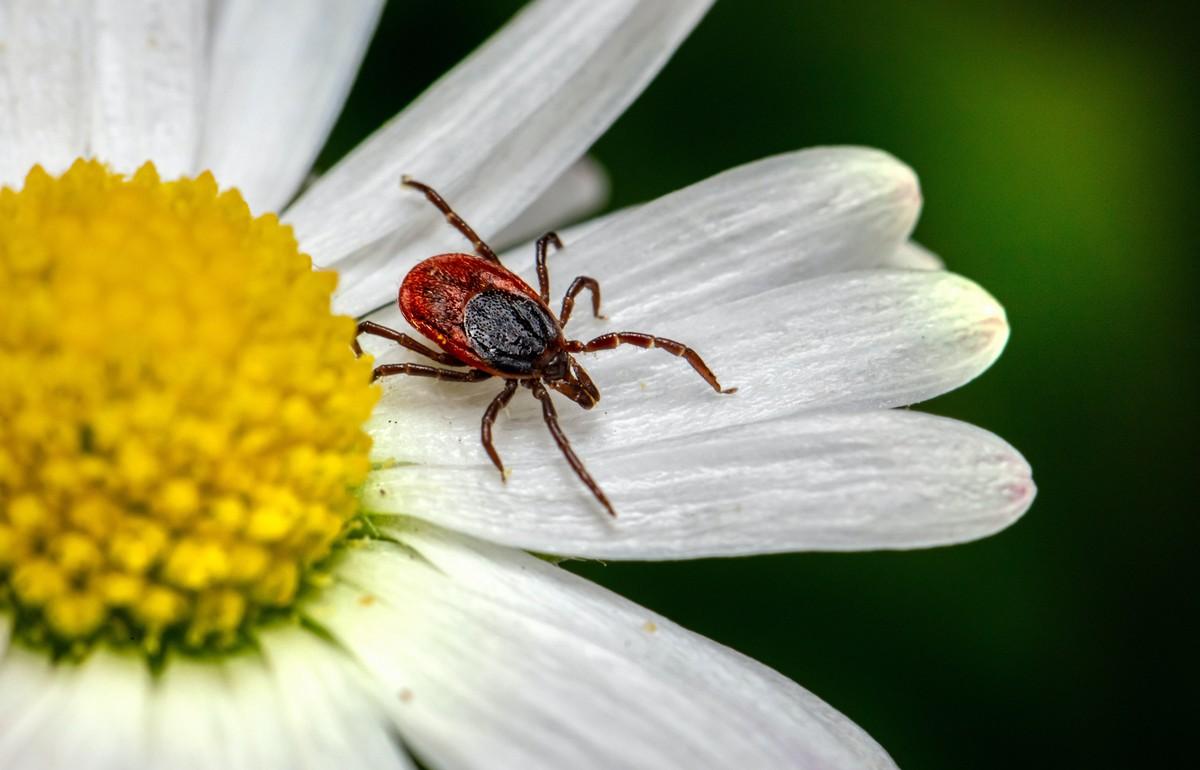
[0,160,378,655]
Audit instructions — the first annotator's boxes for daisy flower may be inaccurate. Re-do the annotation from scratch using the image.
[0,1,1035,768]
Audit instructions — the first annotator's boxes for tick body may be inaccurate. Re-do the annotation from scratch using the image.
[401,254,559,377]
[354,177,735,517]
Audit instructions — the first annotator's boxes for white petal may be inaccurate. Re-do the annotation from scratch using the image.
[221,654,308,768]
[147,652,323,770]
[311,531,896,769]
[492,156,610,250]
[0,1,91,186]
[146,656,263,769]
[884,239,944,270]
[365,269,1008,466]
[258,629,418,770]
[90,0,207,179]
[145,640,413,770]
[201,0,383,213]
[507,147,922,320]
[0,647,151,769]
[285,0,714,316]
[364,410,1034,557]
[0,644,57,762]
[0,636,409,770]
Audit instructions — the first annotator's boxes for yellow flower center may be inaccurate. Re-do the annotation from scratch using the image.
[0,160,378,655]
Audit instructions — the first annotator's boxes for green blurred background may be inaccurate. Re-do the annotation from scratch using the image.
[319,2,1195,767]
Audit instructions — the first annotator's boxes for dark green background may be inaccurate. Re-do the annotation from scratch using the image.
[320,2,1195,767]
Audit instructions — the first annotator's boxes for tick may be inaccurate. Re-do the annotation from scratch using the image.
[353,177,736,517]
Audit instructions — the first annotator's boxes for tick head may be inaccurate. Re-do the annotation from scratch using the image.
[543,353,600,409]
[540,350,569,381]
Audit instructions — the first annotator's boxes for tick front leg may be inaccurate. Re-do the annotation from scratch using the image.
[559,276,604,327]
[534,232,563,303]
[353,320,463,365]
[401,176,500,264]
[574,332,737,394]
[372,363,492,384]
[481,380,519,481]
[529,381,616,517]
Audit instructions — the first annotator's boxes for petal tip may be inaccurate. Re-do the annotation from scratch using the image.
[1003,454,1038,521]
[938,273,1011,373]
[826,145,920,194]
[973,441,1037,541]
[831,145,923,226]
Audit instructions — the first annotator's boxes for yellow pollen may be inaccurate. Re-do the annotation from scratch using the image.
[0,160,378,654]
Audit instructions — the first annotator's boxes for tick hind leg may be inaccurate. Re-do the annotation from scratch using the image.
[529,381,616,517]
[401,176,500,263]
[574,332,737,394]
[353,320,464,365]
[481,380,519,481]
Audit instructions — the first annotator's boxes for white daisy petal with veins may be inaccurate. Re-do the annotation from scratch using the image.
[0,1,91,184]
[258,630,417,770]
[147,658,262,769]
[517,147,925,309]
[885,239,945,271]
[363,411,1033,557]
[493,155,612,249]
[316,527,896,770]
[283,0,715,316]
[90,0,207,180]
[0,646,147,769]
[0,644,56,761]
[201,0,385,213]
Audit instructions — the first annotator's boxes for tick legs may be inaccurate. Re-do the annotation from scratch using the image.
[371,363,491,384]
[481,380,519,480]
[559,276,604,327]
[534,232,563,303]
[528,381,616,517]
[352,320,463,364]
[571,332,737,394]
[401,176,500,264]
[534,236,605,326]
